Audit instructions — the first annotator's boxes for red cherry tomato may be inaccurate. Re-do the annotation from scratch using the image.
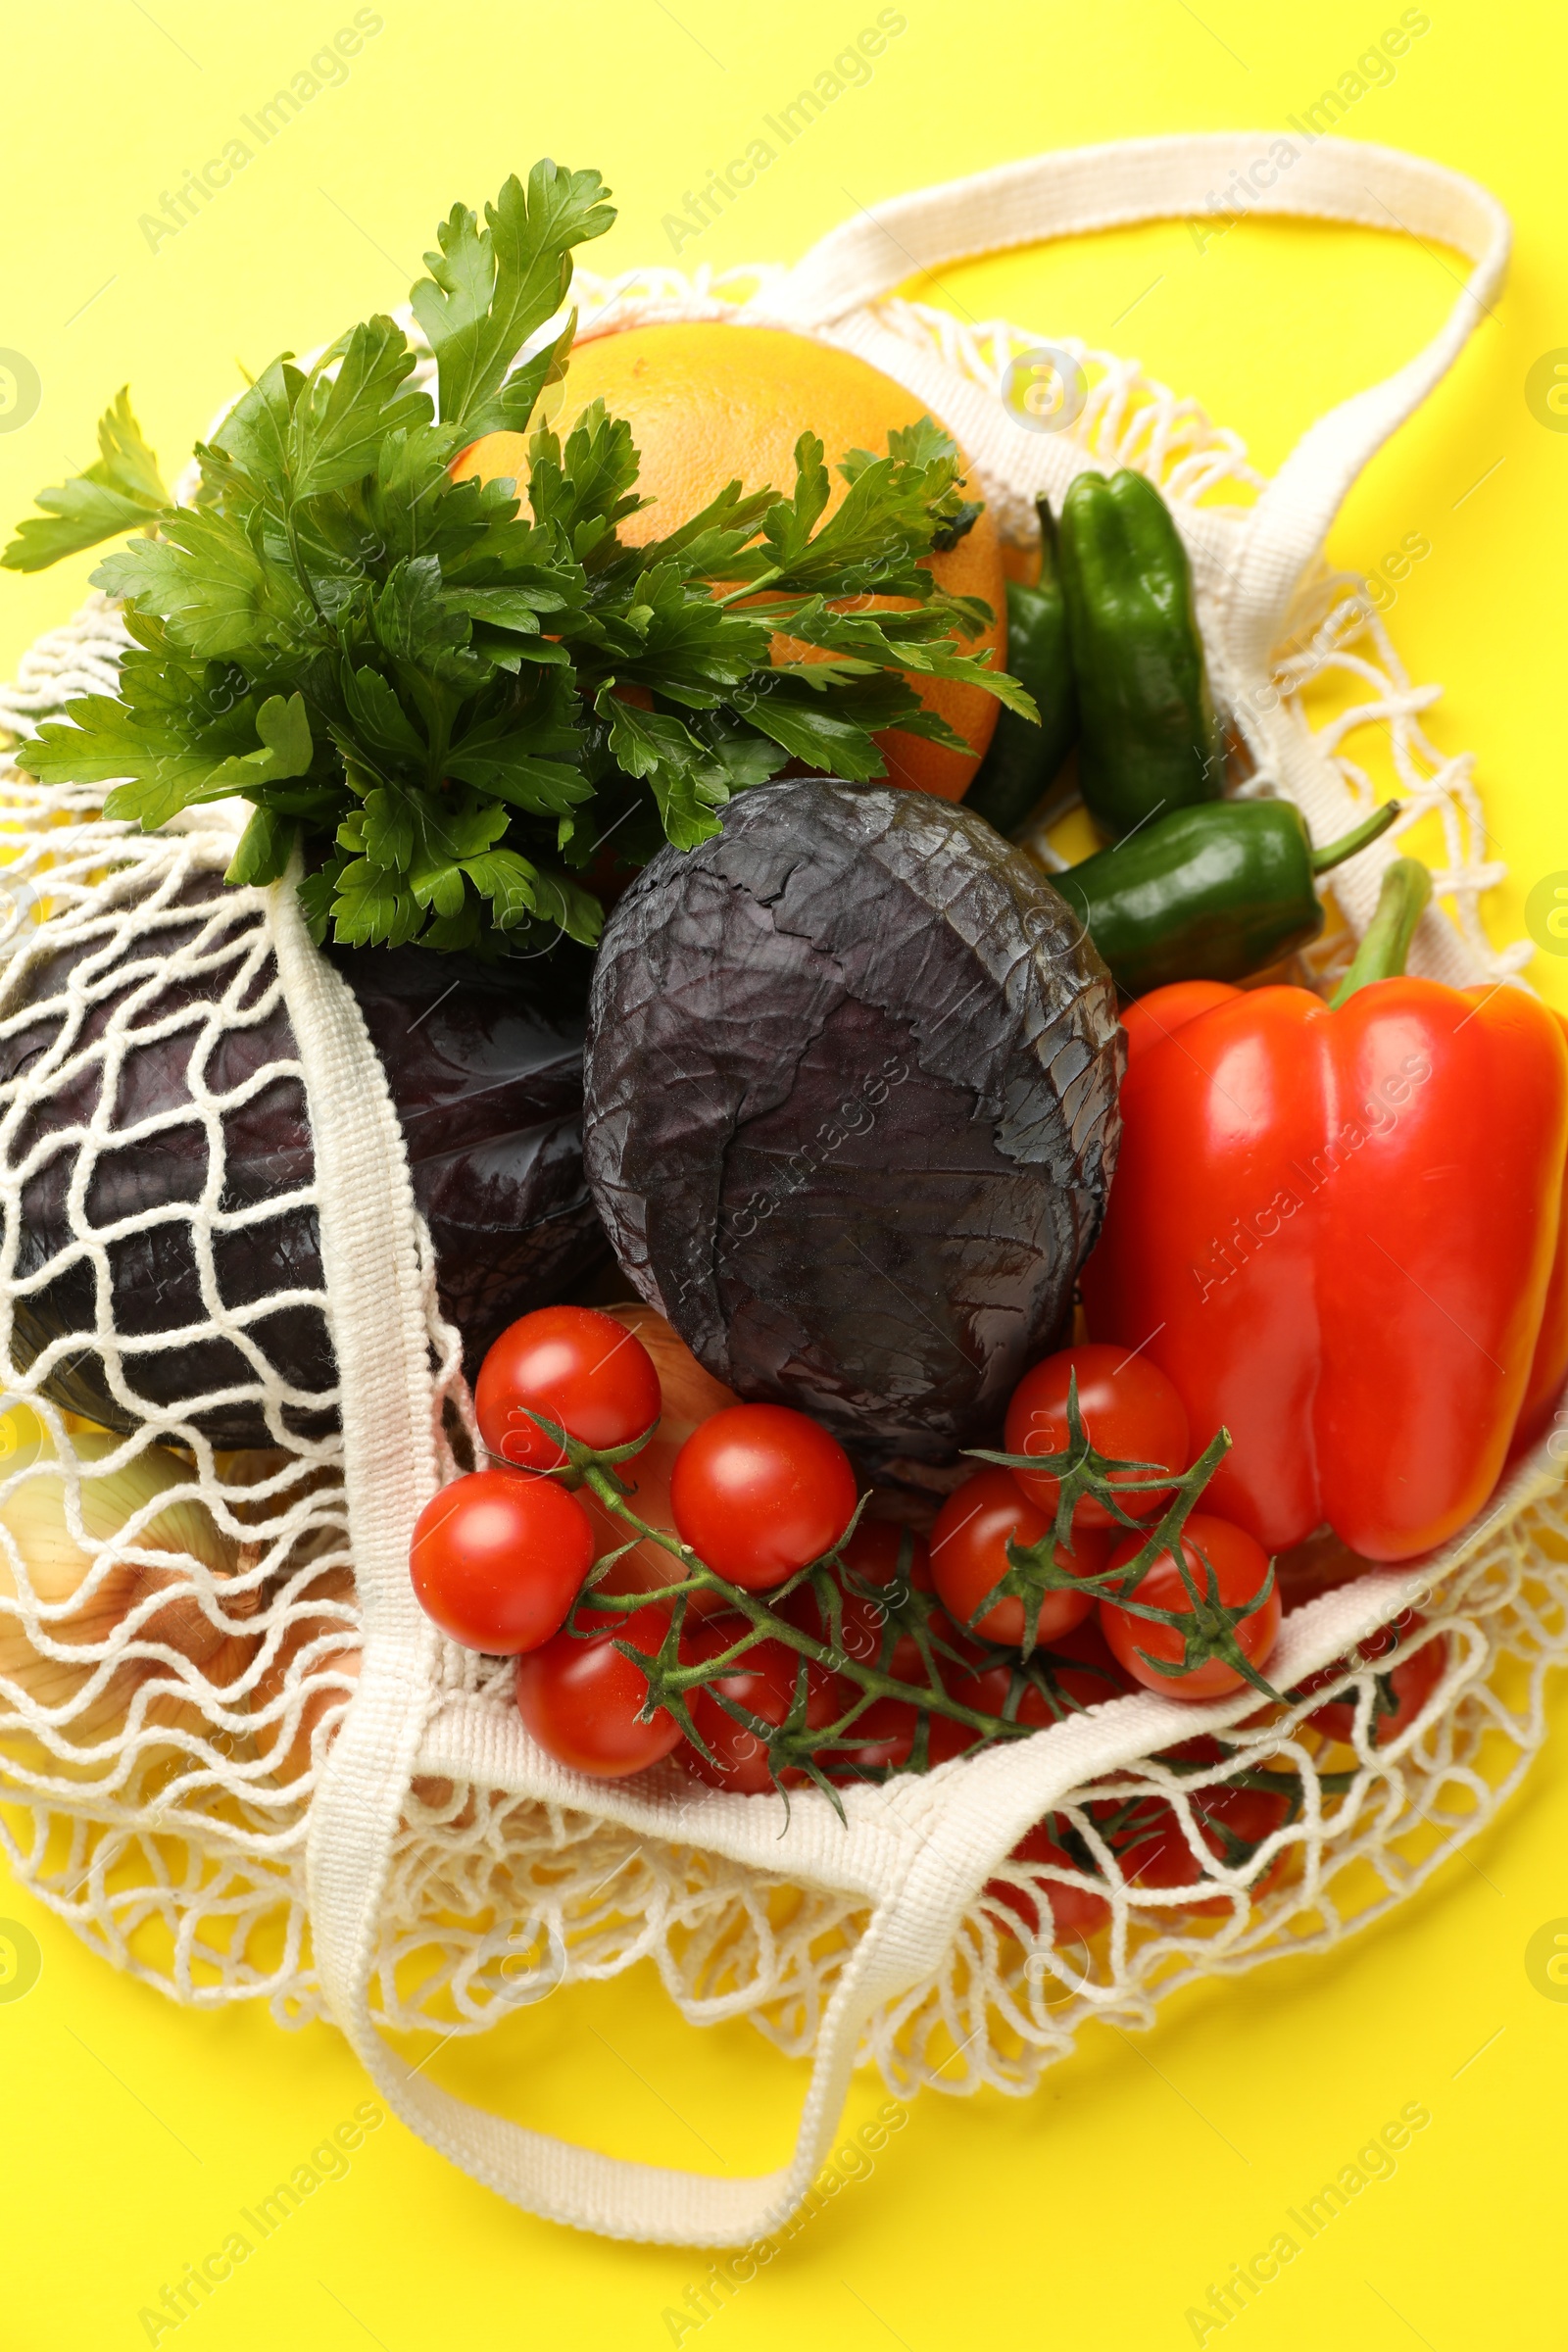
[929,1468,1104,1645]
[1117,1782,1293,1917]
[410,1468,593,1652]
[840,1517,934,1594]
[889,1606,979,1692]
[927,1662,1045,1765]
[475,1304,662,1471]
[819,1694,920,1778]
[834,1611,1041,1777]
[986,1820,1110,1943]
[675,1616,846,1793]
[945,1612,1132,1743]
[1004,1344,1191,1527]
[1298,1613,1446,1746]
[1040,1613,1139,1708]
[1099,1513,1281,1701]
[782,1577,903,1670]
[514,1602,680,1778]
[669,1404,858,1591]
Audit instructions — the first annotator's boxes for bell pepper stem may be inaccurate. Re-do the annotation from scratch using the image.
[1035,491,1060,583]
[1329,857,1433,1005]
[1309,799,1402,876]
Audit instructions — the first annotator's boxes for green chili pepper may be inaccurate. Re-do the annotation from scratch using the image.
[1058,467,1226,839]
[963,499,1077,838]
[1057,797,1402,999]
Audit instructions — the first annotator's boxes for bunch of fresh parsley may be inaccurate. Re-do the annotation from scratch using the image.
[3,161,1034,958]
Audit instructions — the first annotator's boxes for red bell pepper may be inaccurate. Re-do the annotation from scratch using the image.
[1512,1006,1568,1454]
[1083,862,1568,1562]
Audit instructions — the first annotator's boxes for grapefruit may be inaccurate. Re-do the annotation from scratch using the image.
[453,322,1008,801]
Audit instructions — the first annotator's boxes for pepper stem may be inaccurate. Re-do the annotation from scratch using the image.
[1329,857,1433,1006]
[1035,492,1060,588]
[1308,798,1401,876]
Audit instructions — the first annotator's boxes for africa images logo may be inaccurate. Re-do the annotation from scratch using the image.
[0,1917,42,2002]
[1524,1918,1568,2001]
[662,10,908,253]
[136,11,384,253]
[1525,873,1568,958]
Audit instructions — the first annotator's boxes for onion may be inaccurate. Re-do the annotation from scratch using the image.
[250,1561,451,1812]
[0,1417,256,1777]
[250,1563,361,1789]
[600,1303,740,1442]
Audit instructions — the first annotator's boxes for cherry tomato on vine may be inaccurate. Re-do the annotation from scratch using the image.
[785,1561,930,1674]
[675,1616,846,1794]
[925,1663,1041,1766]
[514,1602,680,1778]
[1099,1512,1281,1701]
[669,1403,858,1591]
[1039,1613,1139,1708]
[410,1468,593,1652]
[782,1575,908,1670]
[986,1820,1110,1943]
[942,1613,1132,1756]
[475,1304,662,1471]
[822,1617,995,1777]
[1298,1613,1446,1747]
[929,1468,1104,1645]
[578,1434,733,1621]
[888,1606,977,1693]
[1004,1344,1191,1527]
[1115,1781,1294,1917]
[818,1694,919,1779]
[840,1518,934,1594]
[769,1518,930,1666]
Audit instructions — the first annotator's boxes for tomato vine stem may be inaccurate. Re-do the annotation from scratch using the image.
[506,1379,1278,1798]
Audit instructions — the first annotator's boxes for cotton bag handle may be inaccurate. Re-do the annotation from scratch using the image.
[280,800,1147,2244]
[768,132,1508,655]
[277,853,1038,2247]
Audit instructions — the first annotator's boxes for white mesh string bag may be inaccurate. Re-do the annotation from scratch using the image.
[0,133,1563,2248]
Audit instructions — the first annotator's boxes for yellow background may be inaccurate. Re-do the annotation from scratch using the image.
[3,3,1566,2345]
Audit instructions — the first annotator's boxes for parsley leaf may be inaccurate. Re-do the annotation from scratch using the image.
[5,165,1037,958]
[225,806,294,887]
[290,318,431,501]
[95,507,317,662]
[412,163,613,436]
[1,390,170,570]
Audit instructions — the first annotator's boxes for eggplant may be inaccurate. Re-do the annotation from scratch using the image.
[0,873,606,1446]
[583,778,1123,1466]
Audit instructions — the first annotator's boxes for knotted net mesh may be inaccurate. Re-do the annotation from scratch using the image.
[0,280,1559,2110]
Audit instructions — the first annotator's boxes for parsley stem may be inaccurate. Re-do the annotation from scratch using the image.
[712,570,784,609]
[283,503,331,631]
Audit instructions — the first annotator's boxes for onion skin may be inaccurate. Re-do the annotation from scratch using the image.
[598,1302,739,1439]
[249,1562,359,1789]
[0,1424,256,1779]
[246,1555,447,1810]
